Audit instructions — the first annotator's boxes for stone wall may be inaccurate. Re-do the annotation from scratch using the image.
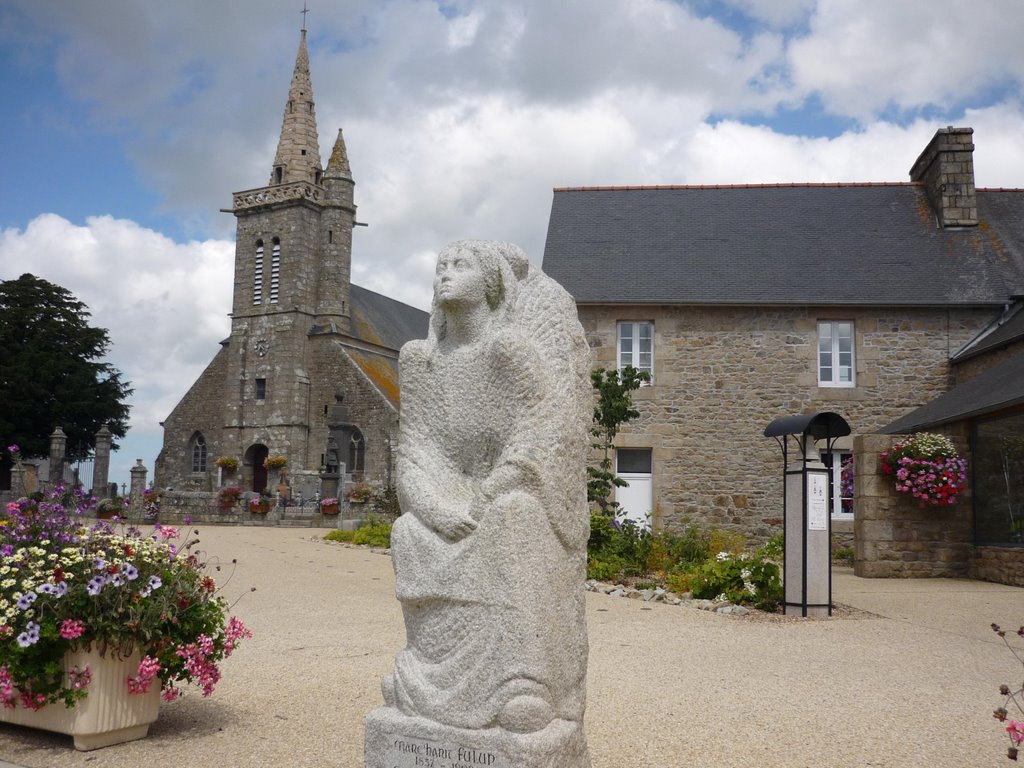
[578,303,993,540]
[853,433,973,578]
[970,547,1024,587]
[156,347,230,489]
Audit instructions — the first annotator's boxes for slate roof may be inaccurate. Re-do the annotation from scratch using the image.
[882,351,1024,432]
[542,185,1024,306]
[952,301,1024,361]
[349,284,429,352]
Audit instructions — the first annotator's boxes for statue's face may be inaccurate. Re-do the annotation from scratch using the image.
[434,247,486,309]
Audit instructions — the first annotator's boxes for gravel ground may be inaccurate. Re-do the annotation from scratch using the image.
[0,524,1020,768]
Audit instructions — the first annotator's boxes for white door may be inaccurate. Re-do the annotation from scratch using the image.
[615,448,653,529]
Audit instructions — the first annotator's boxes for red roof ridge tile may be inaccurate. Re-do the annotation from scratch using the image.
[552,182,923,192]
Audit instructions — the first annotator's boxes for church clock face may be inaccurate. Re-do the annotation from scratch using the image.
[254,338,270,357]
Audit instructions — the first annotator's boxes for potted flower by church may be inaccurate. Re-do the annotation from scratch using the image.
[344,482,373,504]
[0,486,251,750]
[319,497,340,515]
[249,494,271,514]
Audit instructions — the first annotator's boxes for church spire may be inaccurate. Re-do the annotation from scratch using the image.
[270,28,323,186]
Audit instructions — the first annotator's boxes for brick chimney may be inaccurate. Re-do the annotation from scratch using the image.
[909,126,977,227]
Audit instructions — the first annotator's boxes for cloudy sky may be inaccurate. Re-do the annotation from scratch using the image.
[2,0,1024,487]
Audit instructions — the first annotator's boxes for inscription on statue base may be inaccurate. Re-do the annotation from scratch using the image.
[389,737,501,768]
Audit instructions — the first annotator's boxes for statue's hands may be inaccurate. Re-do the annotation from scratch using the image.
[435,510,478,542]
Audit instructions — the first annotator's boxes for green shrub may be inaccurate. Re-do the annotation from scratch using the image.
[666,570,695,595]
[690,551,782,611]
[758,532,784,561]
[352,514,392,548]
[833,546,855,565]
[324,529,355,543]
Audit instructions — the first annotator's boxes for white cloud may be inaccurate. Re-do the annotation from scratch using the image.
[0,214,233,437]
[788,0,1024,119]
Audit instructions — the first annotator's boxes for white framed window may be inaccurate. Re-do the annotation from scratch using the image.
[817,321,854,387]
[822,450,854,518]
[617,321,654,381]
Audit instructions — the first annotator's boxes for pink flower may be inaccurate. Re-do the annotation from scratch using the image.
[1009,721,1024,745]
[162,686,182,702]
[68,665,92,691]
[159,526,179,540]
[127,655,162,695]
[59,619,86,640]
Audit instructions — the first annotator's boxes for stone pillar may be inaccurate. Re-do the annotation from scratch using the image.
[91,425,113,499]
[129,460,148,516]
[853,433,972,578]
[9,463,25,498]
[48,426,67,486]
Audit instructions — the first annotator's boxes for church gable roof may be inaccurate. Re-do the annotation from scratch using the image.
[349,283,429,352]
[542,185,1024,307]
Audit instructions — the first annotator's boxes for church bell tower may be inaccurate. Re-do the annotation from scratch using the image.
[219,27,357,486]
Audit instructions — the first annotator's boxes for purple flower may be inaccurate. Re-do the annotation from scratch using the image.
[86,575,106,596]
[148,575,163,591]
[7,444,19,454]
[123,564,139,581]
[17,621,40,648]
[16,592,37,611]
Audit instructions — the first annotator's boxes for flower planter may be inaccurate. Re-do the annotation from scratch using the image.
[321,502,340,516]
[0,648,160,751]
[250,503,270,514]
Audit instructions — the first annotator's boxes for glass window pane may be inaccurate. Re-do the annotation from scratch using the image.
[973,414,1024,545]
[617,448,652,474]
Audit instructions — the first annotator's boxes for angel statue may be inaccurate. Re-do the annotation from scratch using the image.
[370,239,592,766]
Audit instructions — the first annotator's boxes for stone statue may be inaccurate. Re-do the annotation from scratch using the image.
[365,240,592,768]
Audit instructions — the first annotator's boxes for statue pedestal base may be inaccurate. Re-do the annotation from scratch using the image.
[364,706,589,768]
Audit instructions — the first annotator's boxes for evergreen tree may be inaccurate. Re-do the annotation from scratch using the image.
[588,365,649,514]
[0,274,132,460]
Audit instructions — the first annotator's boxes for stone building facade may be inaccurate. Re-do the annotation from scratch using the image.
[543,127,1024,560]
[156,29,427,496]
[579,303,992,539]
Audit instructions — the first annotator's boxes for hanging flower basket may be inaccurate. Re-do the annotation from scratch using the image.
[880,432,968,508]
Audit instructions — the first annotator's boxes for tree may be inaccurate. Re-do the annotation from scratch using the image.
[587,366,650,514]
[0,274,132,461]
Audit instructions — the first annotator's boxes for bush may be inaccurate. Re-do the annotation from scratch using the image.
[352,514,392,548]
[690,551,782,611]
[323,530,355,543]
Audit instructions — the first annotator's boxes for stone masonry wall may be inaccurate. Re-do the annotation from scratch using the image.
[853,433,972,578]
[156,347,230,489]
[578,304,993,541]
[970,547,1024,587]
[308,341,399,486]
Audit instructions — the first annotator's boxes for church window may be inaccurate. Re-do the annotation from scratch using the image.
[301,149,307,155]
[191,434,208,473]
[274,167,283,184]
[270,238,281,304]
[253,240,264,304]
[255,378,267,400]
[315,171,322,185]
[349,429,365,473]
[328,230,333,244]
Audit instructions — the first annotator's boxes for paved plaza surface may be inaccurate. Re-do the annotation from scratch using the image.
[0,524,1020,768]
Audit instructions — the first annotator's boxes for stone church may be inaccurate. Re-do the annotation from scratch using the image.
[156,29,428,497]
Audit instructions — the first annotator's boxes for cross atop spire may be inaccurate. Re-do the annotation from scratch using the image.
[301,2,309,32]
[269,27,323,186]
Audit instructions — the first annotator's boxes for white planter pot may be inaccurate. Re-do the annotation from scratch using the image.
[0,647,161,750]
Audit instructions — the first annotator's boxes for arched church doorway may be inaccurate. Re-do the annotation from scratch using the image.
[245,444,269,492]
